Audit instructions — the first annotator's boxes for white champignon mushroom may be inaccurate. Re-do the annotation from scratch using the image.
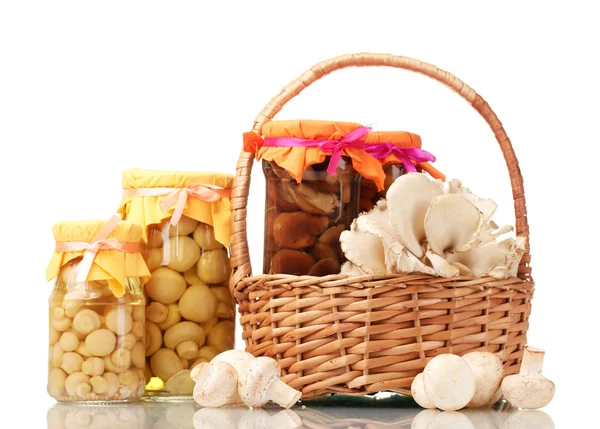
[411,373,436,409]
[340,221,387,274]
[238,357,301,409]
[501,346,555,409]
[191,361,239,408]
[423,354,476,411]
[501,410,555,429]
[486,388,503,406]
[387,173,444,259]
[462,351,505,408]
[426,412,475,429]
[424,194,484,255]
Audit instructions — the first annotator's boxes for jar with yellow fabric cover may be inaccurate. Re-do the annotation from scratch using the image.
[243,120,442,276]
[118,168,235,400]
[46,217,150,403]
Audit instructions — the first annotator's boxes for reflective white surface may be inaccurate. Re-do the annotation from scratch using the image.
[46,396,555,429]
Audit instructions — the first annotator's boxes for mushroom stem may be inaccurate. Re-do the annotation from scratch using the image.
[519,346,545,376]
[265,379,302,409]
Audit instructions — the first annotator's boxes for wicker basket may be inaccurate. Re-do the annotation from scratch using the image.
[229,53,534,400]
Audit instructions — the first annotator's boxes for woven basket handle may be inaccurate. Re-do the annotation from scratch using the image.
[230,53,532,291]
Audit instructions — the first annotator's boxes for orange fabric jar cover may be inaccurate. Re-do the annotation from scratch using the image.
[243,120,444,190]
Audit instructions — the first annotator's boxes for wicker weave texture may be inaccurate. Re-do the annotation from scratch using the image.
[230,53,534,399]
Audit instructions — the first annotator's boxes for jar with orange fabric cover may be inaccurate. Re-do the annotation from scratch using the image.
[243,120,442,276]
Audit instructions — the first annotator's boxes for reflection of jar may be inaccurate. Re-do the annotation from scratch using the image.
[244,120,441,275]
[118,169,235,399]
[46,218,150,402]
[48,403,148,428]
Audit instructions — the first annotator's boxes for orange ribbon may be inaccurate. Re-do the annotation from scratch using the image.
[54,214,139,284]
[122,184,231,227]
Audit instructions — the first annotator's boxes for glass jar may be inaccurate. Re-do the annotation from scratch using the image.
[359,164,406,212]
[46,219,149,403]
[263,158,360,275]
[118,169,235,399]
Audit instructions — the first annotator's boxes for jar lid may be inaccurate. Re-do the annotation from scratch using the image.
[46,218,150,298]
[118,169,233,247]
[244,120,443,190]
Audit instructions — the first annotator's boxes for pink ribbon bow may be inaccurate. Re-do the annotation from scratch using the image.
[263,126,372,175]
[364,144,436,173]
[54,214,139,284]
[122,184,231,227]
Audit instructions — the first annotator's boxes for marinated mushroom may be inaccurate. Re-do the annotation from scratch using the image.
[157,303,182,331]
[145,321,163,357]
[130,341,145,369]
[308,258,341,276]
[271,249,316,275]
[272,212,329,250]
[50,344,65,368]
[82,357,105,376]
[59,332,80,352]
[103,372,120,397]
[105,307,133,335]
[49,328,60,347]
[111,349,131,368]
[64,372,90,397]
[150,348,184,382]
[145,267,186,304]
[146,302,170,324]
[269,180,299,212]
[48,368,67,397]
[163,322,206,359]
[197,249,230,284]
[193,223,223,250]
[169,215,199,237]
[166,236,201,272]
[85,329,117,357]
[73,309,102,335]
[89,376,108,394]
[61,352,84,375]
[179,284,218,323]
[145,248,164,272]
[287,183,340,215]
[117,333,137,351]
[51,308,72,332]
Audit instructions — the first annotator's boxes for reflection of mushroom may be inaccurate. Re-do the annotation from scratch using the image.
[164,322,206,359]
[271,249,316,275]
[273,212,329,250]
[145,321,163,357]
[427,411,475,429]
[424,194,483,255]
[179,284,218,323]
[411,409,441,428]
[197,249,230,284]
[423,354,476,411]
[463,351,505,408]
[308,258,340,276]
[191,361,238,407]
[145,267,187,304]
[288,183,339,215]
[85,329,117,357]
[501,410,555,429]
[193,223,223,250]
[462,409,503,429]
[501,346,555,409]
[150,348,184,382]
[387,173,444,258]
[238,409,302,429]
[411,373,436,409]
[193,408,236,429]
[166,236,201,272]
[238,357,301,408]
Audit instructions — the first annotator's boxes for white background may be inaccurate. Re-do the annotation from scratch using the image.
[1,1,598,427]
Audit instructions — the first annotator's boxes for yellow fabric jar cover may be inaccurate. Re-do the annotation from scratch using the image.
[46,219,151,298]
[118,169,234,246]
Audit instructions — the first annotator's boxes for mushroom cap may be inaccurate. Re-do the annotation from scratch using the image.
[424,194,483,255]
[269,180,299,212]
[163,321,206,351]
[238,356,281,407]
[411,373,436,409]
[423,354,476,411]
[271,249,316,275]
[193,223,223,251]
[192,361,238,407]
[145,267,186,304]
[272,212,329,250]
[197,248,230,285]
[179,284,218,323]
[166,236,201,272]
[501,374,555,409]
[387,173,444,258]
[462,351,505,408]
[308,258,341,276]
[340,222,387,274]
[150,348,184,382]
[288,183,339,215]
[211,349,255,377]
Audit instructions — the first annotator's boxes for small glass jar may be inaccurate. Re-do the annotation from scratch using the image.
[119,169,235,399]
[262,158,360,275]
[359,164,406,212]
[46,219,149,403]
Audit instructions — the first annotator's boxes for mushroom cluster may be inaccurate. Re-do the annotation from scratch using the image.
[143,217,236,394]
[48,264,146,401]
[340,173,526,278]
[191,350,301,409]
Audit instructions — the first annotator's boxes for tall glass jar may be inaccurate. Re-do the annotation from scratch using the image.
[118,169,235,400]
[46,219,149,403]
[263,158,360,275]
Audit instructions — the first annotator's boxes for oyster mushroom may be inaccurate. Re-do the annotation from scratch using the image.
[340,220,387,274]
[424,194,483,255]
[340,261,366,275]
[387,173,444,258]
[446,237,526,278]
